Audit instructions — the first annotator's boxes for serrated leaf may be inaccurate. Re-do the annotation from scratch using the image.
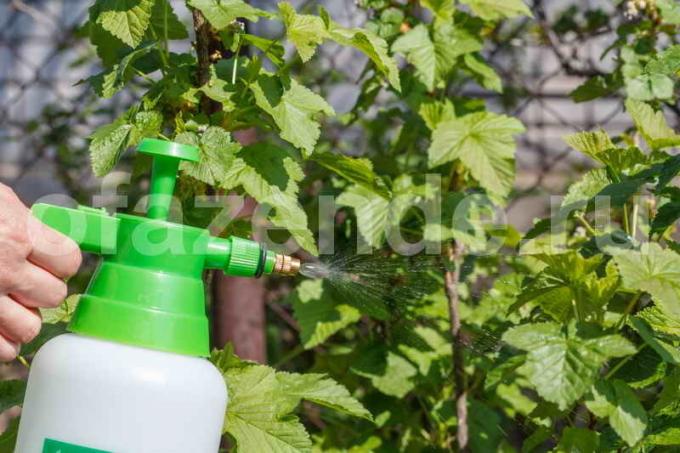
[94,0,154,47]
[325,25,400,91]
[351,346,417,397]
[428,112,525,198]
[459,0,532,20]
[223,365,312,452]
[310,152,390,198]
[627,73,674,101]
[561,168,610,210]
[150,0,188,40]
[586,380,648,446]
[177,127,241,186]
[564,129,615,161]
[569,74,622,103]
[612,242,680,320]
[279,2,327,62]
[630,317,680,365]
[338,175,430,248]
[638,306,680,339]
[503,322,636,409]
[242,34,285,67]
[464,53,502,92]
[421,0,456,22]
[626,99,680,149]
[291,279,361,349]
[392,24,481,91]
[90,121,134,177]
[653,368,680,414]
[188,0,271,30]
[213,346,368,452]
[418,98,455,131]
[276,373,372,420]
[89,108,163,177]
[250,75,334,156]
[40,294,80,324]
[219,143,317,254]
[88,42,158,99]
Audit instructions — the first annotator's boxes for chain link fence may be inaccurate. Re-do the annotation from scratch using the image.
[0,0,656,227]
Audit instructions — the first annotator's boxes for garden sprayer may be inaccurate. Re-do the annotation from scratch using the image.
[15,138,301,452]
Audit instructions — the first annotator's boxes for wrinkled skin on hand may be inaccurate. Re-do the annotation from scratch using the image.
[0,184,82,361]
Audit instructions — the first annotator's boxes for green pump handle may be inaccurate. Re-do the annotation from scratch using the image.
[30,138,298,357]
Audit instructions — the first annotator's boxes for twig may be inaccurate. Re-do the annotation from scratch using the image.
[443,240,468,452]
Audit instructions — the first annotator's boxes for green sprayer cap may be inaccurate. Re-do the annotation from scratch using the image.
[32,138,299,357]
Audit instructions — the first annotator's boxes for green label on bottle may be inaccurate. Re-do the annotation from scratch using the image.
[43,438,112,453]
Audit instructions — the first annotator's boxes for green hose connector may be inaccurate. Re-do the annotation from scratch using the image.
[31,138,300,357]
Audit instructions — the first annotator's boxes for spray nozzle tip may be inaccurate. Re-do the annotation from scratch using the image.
[272,254,301,276]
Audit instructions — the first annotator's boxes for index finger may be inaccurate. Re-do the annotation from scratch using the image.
[26,215,82,278]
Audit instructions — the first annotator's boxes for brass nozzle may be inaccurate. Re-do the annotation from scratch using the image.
[273,254,301,276]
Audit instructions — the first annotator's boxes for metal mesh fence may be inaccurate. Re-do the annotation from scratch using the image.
[0,0,670,229]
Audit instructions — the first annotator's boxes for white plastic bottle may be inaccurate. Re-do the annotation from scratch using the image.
[15,334,227,453]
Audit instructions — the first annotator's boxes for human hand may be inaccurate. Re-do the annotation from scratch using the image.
[0,184,82,360]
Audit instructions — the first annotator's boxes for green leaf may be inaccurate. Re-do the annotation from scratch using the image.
[250,75,334,156]
[94,0,154,47]
[418,98,455,131]
[564,129,615,161]
[40,294,80,325]
[279,2,327,62]
[0,380,26,413]
[630,317,680,365]
[150,0,188,40]
[503,323,636,409]
[88,42,158,99]
[291,279,361,349]
[653,368,680,414]
[464,53,502,92]
[188,0,271,30]
[338,175,430,247]
[513,254,619,323]
[310,152,390,198]
[242,34,285,67]
[212,346,368,452]
[627,73,674,101]
[324,23,401,91]
[569,74,622,103]
[219,143,317,254]
[555,427,600,453]
[651,200,680,236]
[351,345,417,398]
[585,380,648,446]
[612,243,680,320]
[89,121,134,177]
[223,364,312,452]
[276,372,372,420]
[421,0,456,22]
[428,112,525,198]
[177,127,241,186]
[0,418,19,453]
[89,108,163,177]
[459,0,532,20]
[392,24,481,91]
[638,306,680,339]
[561,168,610,210]
[658,0,680,24]
[626,100,680,149]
